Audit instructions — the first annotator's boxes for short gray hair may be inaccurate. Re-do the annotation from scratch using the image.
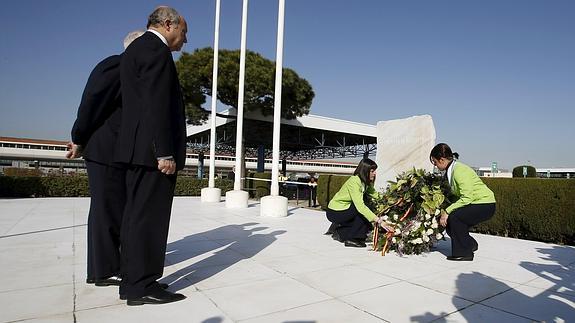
[147,6,181,28]
[123,30,145,49]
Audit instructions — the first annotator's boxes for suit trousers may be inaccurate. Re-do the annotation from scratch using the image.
[85,159,125,280]
[120,166,177,298]
[326,203,372,241]
[446,203,496,257]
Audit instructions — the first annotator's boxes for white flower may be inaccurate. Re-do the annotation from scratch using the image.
[424,221,430,227]
[436,233,443,240]
[394,228,401,235]
[422,235,430,242]
[382,215,388,221]
[432,217,437,224]
[435,209,441,215]
[426,228,434,236]
[411,238,423,244]
[392,237,397,243]
[425,214,431,220]
[393,214,398,220]
[431,222,438,229]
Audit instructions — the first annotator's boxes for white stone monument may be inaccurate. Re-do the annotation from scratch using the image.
[374,115,436,191]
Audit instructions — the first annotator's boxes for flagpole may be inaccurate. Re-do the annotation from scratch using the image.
[201,0,222,202]
[226,0,250,208]
[261,0,288,217]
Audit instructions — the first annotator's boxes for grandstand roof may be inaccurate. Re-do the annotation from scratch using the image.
[186,109,377,152]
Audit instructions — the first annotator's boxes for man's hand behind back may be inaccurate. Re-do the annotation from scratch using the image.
[66,142,83,159]
[157,158,176,175]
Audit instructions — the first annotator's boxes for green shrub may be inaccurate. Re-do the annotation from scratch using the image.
[174,177,233,196]
[0,175,233,198]
[475,178,575,245]
[0,176,45,197]
[0,175,88,197]
[512,165,537,178]
[43,175,90,197]
[249,172,272,199]
[317,174,350,209]
[3,167,43,177]
[317,174,575,245]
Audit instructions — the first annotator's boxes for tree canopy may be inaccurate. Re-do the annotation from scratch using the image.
[176,47,315,125]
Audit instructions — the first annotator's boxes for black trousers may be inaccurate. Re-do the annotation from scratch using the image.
[309,187,317,207]
[447,203,496,257]
[326,203,372,241]
[120,166,177,298]
[85,159,126,281]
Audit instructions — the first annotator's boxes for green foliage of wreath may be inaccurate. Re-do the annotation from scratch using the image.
[369,168,452,255]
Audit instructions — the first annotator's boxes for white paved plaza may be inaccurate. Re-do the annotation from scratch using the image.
[0,197,573,322]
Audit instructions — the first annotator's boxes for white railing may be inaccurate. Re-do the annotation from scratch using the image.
[0,140,356,175]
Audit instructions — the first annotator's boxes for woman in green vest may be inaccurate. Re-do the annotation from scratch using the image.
[325,158,389,248]
[430,143,496,261]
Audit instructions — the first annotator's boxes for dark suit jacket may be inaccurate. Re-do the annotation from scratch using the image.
[115,32,186,170]
[71,55,122,165]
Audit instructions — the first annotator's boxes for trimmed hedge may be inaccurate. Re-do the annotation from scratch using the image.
[0,175,90,197]
[246,172,272,198]
[317,175,575,245]
[174,177,234,196]
[317,174,349,209]
[0,175,233,197]
[475,178,575,245]
[3,167,43,177]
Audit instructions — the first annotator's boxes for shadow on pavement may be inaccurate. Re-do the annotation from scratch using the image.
[160,222,286,292]
[411,245,575,322]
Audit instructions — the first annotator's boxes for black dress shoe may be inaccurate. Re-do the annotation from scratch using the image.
[324,223,337,235]
[446,255,474,261]
[126,289,186,306]
[94,275,122,286]
[344,240,366,248]
[120,283,169,300]
[332,230,343,242]
[86,278,95,284]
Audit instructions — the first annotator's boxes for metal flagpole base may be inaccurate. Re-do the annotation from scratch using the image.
[260,195,288,217]
[225,190,249,208]
[201,187,221,203]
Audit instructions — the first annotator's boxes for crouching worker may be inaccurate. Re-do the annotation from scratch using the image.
[325,158,385,248]
[430,143,496,261]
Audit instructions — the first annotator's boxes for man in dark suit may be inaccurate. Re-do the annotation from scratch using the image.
[115,7,187,305]
[68,30,144,287]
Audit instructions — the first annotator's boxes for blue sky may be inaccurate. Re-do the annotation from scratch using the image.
[0,0,573,170]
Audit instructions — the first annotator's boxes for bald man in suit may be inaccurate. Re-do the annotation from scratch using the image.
[115,7,187,305]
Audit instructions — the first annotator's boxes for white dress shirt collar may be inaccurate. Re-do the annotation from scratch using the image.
[447,160,456,186]
[147,29,168,47]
